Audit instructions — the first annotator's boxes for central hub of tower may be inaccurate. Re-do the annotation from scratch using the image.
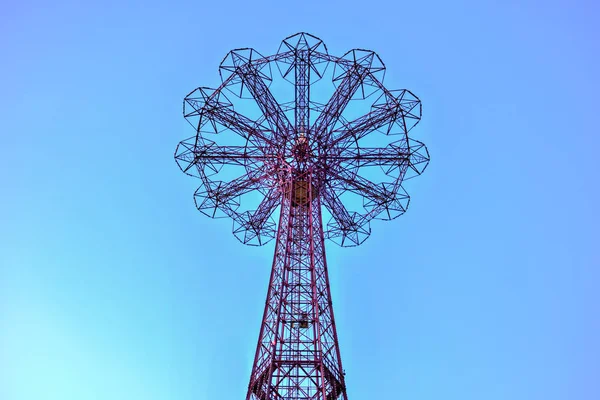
[292,131,311,164]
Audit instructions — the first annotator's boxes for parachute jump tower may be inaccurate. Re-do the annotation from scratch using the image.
[175,32,429,400]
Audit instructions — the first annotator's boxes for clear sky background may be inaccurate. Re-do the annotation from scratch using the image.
[1,1,598,399]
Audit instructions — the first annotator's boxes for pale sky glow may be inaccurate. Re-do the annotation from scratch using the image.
[1,1,598,399]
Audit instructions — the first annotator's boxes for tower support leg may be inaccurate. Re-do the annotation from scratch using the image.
[246,173,348,400]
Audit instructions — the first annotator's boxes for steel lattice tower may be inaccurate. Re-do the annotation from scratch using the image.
[175,33,429,400]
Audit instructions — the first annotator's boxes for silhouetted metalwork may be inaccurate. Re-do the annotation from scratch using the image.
[175,32,429,400]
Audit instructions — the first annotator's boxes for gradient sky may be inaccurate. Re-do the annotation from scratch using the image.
[1,1,598,399]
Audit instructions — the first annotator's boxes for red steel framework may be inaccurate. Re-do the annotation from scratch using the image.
[175,33,429,399]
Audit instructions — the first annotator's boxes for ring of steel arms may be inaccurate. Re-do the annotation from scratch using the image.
[175,33,429,247]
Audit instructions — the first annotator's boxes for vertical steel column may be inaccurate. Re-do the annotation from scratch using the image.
[247,172,347,400]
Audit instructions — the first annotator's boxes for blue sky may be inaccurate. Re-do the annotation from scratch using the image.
[1,1,598,399]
